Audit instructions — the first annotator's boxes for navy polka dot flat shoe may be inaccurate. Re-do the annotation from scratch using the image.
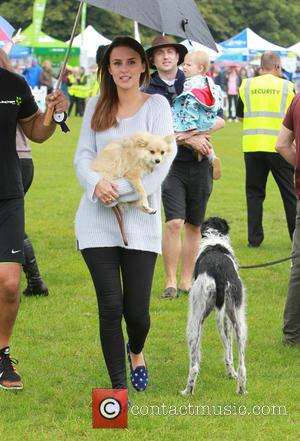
[126,343,148,392]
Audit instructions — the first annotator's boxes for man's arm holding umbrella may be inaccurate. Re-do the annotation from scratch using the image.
[19,90,68,143]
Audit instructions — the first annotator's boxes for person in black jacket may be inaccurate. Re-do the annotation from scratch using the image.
[145,36,225,299]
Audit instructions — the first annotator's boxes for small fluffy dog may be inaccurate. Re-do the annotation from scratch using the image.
[181,217,247,396]
[91,131,174,214]
[91,131,174,245]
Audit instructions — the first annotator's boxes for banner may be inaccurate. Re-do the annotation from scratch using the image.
[33,0,47,43]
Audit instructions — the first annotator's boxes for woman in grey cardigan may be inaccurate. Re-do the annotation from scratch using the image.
[74,37,176,393]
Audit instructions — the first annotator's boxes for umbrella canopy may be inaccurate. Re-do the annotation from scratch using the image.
[80,0,217,51]
[0,16,15,42]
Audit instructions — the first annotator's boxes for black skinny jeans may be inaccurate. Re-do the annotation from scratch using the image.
[81,247,157,389]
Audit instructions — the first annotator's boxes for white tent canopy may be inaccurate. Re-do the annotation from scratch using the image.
[69,25,111,68]
[180,39,222,60]
[288,42,300,57]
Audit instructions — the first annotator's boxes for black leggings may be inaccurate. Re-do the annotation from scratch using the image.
[81,247,157,389]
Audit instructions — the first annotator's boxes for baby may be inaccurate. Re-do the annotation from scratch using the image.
[172,50,223,179]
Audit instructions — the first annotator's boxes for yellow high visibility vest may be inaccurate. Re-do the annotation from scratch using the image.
[239,74,294,152]
[75,74,90,99]
[90,73,99,97]
[67,74,76,97]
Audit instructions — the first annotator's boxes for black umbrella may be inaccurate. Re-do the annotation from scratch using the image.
[81,0,217,51]
[45,0,216,126]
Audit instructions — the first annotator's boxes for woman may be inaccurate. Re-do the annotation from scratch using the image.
[74,37,176,392]
[225,66,241,122]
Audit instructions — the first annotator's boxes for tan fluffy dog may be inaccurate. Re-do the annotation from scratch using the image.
[91,131,174,214]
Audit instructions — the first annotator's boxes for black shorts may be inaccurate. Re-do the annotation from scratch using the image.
[162,159,213,226]
[0,198,25,264]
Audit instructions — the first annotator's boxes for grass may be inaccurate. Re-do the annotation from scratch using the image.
[0,117,299,440]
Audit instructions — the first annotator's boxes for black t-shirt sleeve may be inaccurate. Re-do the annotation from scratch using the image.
[17,77,39,120]
[236,96,244,118]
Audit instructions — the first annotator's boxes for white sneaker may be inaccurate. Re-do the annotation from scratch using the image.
[235,118,239,123]
[228,118,232,122]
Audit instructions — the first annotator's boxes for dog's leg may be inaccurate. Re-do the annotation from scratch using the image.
[235,300,247,394]
[181,275,215,396]
[216,304,237,379]
[126,175,156,214]
[230,297,247,395]
[224,313,237,379]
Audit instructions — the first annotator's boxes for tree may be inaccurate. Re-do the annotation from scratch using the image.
[1,0,299,47]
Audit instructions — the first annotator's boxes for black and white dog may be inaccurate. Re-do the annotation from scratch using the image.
[181,217,247,396]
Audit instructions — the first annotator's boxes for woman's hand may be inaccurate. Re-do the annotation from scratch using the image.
[95,179,119,204]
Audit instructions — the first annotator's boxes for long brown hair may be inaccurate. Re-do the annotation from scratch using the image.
[0,49,15,73]
[91,37,150,131]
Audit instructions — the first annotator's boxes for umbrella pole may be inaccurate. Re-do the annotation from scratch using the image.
[43,0,85,126]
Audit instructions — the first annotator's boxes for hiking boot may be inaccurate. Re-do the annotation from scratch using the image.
[22,237,48,296]
[0,347,23,390]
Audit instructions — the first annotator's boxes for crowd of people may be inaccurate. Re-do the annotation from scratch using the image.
[0,32,299,400]
[10,46,299,125]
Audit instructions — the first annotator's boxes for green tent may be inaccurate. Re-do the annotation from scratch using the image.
[21,24,79,66]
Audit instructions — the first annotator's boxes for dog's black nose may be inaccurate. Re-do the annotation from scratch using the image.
[155,159,160,163]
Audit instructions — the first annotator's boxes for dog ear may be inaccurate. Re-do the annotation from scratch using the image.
[201,220,209,236]
[133,132,149,148]
[211,217,230,235]
[219,218,230,235]
[201,217,230,236]
[164,134,175,145]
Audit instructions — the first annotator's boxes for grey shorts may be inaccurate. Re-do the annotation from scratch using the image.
[162,159,213,226]
[0,198,24,264]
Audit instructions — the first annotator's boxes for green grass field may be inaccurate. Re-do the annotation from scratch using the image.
[1,118,299,440]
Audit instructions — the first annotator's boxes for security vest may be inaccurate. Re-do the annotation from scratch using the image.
[75,74,90,99]
[239,74,294,152]
[90,73,99,97]
[67,74,76,97]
